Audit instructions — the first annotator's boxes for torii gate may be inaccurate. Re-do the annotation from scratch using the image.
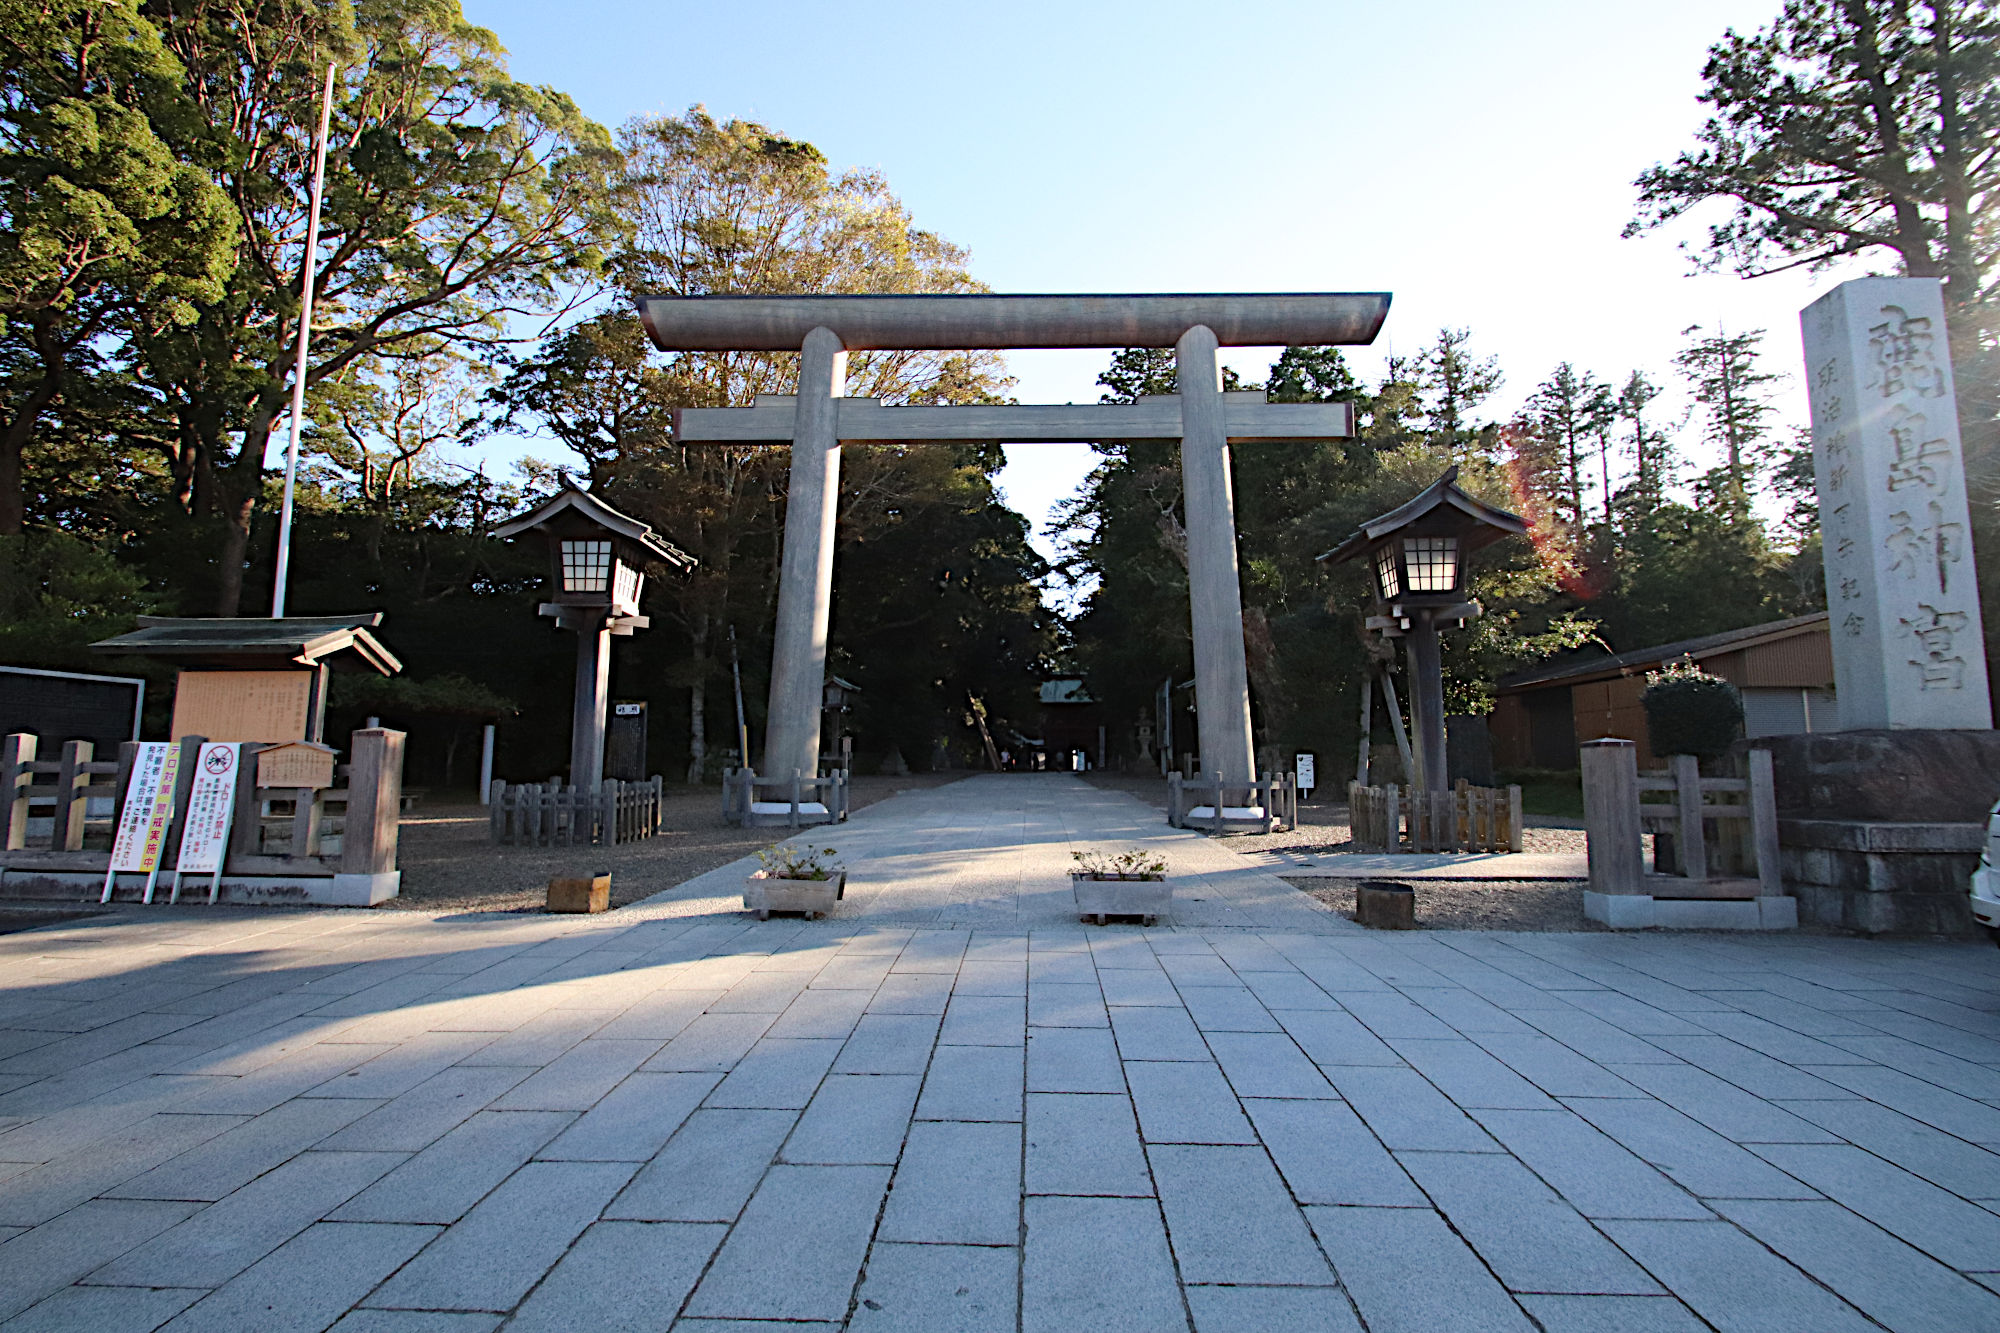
[636,293,1391,790]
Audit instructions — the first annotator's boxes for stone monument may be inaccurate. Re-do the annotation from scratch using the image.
[1772,276,1998,933]
[1801,276,1990,727]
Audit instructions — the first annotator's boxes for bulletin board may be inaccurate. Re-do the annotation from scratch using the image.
[169,670,314,743]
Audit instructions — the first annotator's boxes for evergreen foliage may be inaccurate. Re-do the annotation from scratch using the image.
[1641,661,1746,759]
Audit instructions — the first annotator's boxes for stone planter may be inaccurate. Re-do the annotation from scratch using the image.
[744,870,845,920]
[1071,872,1169,926]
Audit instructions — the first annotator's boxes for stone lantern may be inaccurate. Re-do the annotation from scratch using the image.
[493,482,694,786]
[1319,466,1526,792]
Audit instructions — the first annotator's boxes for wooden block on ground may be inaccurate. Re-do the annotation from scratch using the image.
[548,874,611,913]
[1355,879,1415,929]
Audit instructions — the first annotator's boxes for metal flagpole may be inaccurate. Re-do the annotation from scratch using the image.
[271,62,337,618]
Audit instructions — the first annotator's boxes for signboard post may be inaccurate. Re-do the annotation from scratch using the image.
[103,742,182,904]
[172,742,241,904]
[1295,752,1316,798]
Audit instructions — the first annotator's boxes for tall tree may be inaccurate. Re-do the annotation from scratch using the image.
[1524,362,1606,538]
[1627,0,2000,460]
[131,0,621,614]
[1673,324,1783,506]
[0,0,234,533]
[1615,369,1671,504]
[1411,327,1503,458]
[499,108,1020,780]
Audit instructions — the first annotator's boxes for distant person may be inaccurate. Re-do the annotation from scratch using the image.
[1000,749,1012,771]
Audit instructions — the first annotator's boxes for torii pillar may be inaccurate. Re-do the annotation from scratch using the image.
[640,293,1392,787]
[1176,324,1257,783]
[763,326,847,784]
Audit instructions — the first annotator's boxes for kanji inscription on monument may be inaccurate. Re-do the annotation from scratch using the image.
[1801,276,1990,729]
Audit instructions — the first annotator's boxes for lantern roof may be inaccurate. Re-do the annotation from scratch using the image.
[91,614,402,674]
[1315,466,1528,566]
[492,480,696,571]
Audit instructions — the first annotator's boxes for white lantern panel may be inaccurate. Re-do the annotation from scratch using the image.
[1374,545,1401,599]
[1403,535,1458,593]
[561,539,613,593]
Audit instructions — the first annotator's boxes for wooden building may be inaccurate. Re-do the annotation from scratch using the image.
[1038,679,1106,769]
[1490,613,1835,770]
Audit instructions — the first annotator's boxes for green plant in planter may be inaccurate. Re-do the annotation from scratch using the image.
[1071,848,1169,879]
[1641,659,1744,759]
[755,844,843,880]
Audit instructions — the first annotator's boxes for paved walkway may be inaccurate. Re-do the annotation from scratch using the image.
[628,775,1346,929]
[0,775,1997,1331]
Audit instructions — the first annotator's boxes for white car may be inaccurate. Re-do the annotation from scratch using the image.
[1971,799,2000,947]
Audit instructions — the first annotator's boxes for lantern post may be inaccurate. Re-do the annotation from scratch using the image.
[1319,467,1527,792]
[493,483,695,787]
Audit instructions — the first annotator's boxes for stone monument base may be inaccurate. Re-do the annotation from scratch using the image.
[1776,819,1981,935]
[1753,730,1996,936]
[1752,729,2000,822]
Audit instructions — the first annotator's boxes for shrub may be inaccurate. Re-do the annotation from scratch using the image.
[1640,660,1743,759]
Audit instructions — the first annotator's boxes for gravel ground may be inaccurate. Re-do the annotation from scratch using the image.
[1292,878,1597,932]
[1083,771,1596,931]
[1080,771,1591,855]
[389,772,968,914]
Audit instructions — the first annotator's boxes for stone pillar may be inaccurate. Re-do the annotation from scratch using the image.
[1802,277,1991,728]
[764,325,848,779]
[571,608,611,787]
[1175,324,1259,786]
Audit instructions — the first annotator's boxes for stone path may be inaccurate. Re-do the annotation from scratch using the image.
[627,774,1346,930]
[0,775,1996,1331]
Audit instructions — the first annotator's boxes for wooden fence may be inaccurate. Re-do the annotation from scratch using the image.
[1348,779,1524,853]
[0,730,402,900]
[487,776,665,847]
[1165,773,1297,834]
[722,768,849,828]
[1581,742,1780,900]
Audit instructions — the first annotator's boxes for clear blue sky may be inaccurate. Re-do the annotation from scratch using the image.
[460,0,1848,557]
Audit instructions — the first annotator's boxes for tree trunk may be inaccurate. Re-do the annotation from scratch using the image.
[0,314,69,535]
[213,397,284,616]
[687,677,708,784]
[214,495,255,616]
[0,410,30,535]
[687,612,711,782]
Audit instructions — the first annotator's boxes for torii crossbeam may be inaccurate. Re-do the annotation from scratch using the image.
[638,293,1391,797]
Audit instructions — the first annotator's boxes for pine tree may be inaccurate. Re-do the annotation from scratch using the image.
[1615,371,1670,505]
[1673,326,1781,509]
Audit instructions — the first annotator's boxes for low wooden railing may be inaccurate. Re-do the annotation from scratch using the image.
[0,730,403,891]
[488,776,664,847]
[722,768,849,827]
[1582,740,1780,899]
[1166,773,1297,834]
[1348,779,1523,853]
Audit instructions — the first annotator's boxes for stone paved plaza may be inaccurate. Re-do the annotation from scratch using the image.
[2,775,1999,1331]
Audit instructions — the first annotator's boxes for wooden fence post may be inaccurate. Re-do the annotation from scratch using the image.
[1581,739,1643,895]
[1,733,35,851]
[341,729,404,875]
[226,744,262,865]
[1507,784,1524,853]
[1671,753,1708,884]
[50,739,92,852]
[1748,747,1782,897]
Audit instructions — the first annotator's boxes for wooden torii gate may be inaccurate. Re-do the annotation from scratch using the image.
[638,293,1391,800]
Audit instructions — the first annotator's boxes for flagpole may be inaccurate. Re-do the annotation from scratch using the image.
[271,62,336,619]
